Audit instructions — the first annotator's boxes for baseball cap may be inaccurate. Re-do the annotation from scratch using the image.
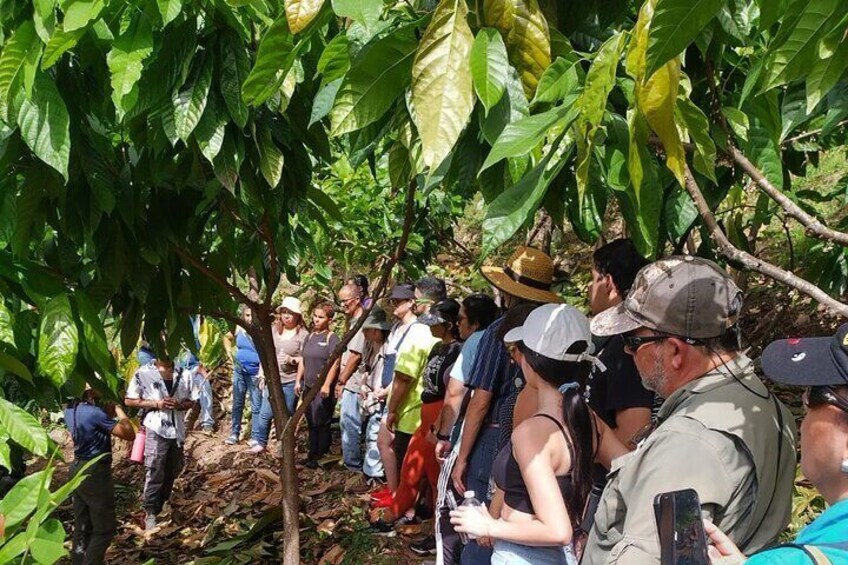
[760,323,848,387]
[504,304,602,367]
[277,296,303,315]
[591,256,743,340]
[418,298,460,326]
[362,308,394,330]
[389,283,415,300]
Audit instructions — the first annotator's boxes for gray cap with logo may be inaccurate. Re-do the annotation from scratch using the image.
[590,256,743,339]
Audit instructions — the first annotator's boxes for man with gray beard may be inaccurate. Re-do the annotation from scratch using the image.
[581,256,796,565]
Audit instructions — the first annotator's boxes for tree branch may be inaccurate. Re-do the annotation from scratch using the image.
[783,119,848,145]
[173,245,261,309]
[682,165,848,318]
[283,179,418,436]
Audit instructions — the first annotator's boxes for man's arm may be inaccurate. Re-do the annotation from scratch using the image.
[437,377,466,437]
[111,406,136,441]
[386,371,413,431]
[337,351,363,387]
[613,407,652,448]
[125,396,164,411]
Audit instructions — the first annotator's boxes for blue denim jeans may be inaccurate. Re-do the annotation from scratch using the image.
[198,377,214,428]
[340,389,364,471]
[492,540,577,565]
[252,381,297,447]
[461,426,502,565]
[230,364,261,439]
[363,408,384,478]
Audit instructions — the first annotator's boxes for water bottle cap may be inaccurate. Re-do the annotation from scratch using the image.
[463,490,476,498]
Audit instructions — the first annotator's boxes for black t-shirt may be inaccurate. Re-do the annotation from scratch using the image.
[420,341,462,404]
[585,334,655,429]
[302,331,340,388]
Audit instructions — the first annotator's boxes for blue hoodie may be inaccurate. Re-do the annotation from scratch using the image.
[747,498,848,564]
[234,331,260,375]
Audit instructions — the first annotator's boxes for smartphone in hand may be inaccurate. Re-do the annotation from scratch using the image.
[654,488,710,565]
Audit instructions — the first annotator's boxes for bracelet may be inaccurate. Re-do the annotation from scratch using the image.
[436,431,451,441]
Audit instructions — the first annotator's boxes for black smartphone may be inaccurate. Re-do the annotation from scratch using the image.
[653,489,710,565]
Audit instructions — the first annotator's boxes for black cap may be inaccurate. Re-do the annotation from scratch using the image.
[390,283,415,300]
[761,322,848,386]
[418,298,460,326]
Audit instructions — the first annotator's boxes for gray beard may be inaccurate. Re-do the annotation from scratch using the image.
[640,353,667,394]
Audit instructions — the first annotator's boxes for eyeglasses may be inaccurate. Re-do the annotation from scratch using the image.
[802,386,848,413]
[622,334,670,354]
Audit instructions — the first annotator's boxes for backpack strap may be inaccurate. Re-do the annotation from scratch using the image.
[775,544,832,565]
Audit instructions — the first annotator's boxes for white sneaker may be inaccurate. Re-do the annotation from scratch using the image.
[247,439,258,448]
[144,514,157,531]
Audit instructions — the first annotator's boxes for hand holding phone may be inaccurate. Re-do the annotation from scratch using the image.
[654,488,710,565]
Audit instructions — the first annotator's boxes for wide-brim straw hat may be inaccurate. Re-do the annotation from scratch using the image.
[481,246,562,304]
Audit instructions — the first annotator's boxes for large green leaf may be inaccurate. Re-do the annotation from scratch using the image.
[479,67,529,144]
[30,519,67,565]
[481,141,566,258]
[37,294,78,388]
[331,0,382,30]
[0,21,40,120]
[480,98,578,172]
[213,128,244,193]
[41,25,87,70]
[63,0,106,32]
[0,398,49,457]
[579,32,624,128]
[156,0,183,26]
[746,91,784,190]
[532,57,579,105]
[15,72,71,180]
[646,0,723,77]
[470,28,509,115]
[195,93,227,163]
[219,32,250,128]
[0,468,50,528]
[107,12,154,119]
[286,0,326,34]
[316,34,350,86]
[411,0,475,169]
[241,17,299,107]
[74,292,113,379]
[330,27,417,136]
[0,301,14,347]
[677,97,716,182]
[309,78,342,126]
[761,0,842,91]
[256,127,284,187]
[805,36,848,113]
[173,53,213,142]
[0,351,33,383]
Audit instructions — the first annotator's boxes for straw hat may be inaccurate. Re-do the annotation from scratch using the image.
[481,246,562,304]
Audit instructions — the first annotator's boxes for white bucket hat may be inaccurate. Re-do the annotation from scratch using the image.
[278,296,303,316]
[504,304,605,370]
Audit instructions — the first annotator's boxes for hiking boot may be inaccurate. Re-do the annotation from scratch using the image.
[224,435,238,445]
[368,518,396,537]
[144,514,157,532]
[410,536,437,556]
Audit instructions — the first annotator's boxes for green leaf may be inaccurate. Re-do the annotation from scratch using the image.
[747,91,784,190]
[307,186,344,222]
[309,78,342,126]
[0,351,33,383]
[479,67,529,144]
[256,127,284,187]
[646,0,723,77]
[286,0,326,34]
[74,292,113,379]
[241,17,297,107]
[330,27,417,136]
[195,93,227,163]
[411,0,475,169]
[0,21,40,121]
[331,0,383,31]
[0,468,50,529]
[316,34,350,86]
[157,0,183,26]
[219,33,250,128]
[0,398,49,457]
[0,532,27,564]
[41,25,87,70]
[722,106,749,142]
[37,294,78,387]
[470,28,509,115]
[30,519,67,564]
[16,72,71,180]
[532,57,579,105]
[579,32,625,128]
[761,0,842,91]
[213,128,244,193]
[805,36,848,113]
[173,53,213,142]
[63,0,106,32]
[480,98,578,172]
[677,97,716,182]
[0,301,14,347]
[107,12,154,119]
[757,0,787,29]
[481,142,566,258]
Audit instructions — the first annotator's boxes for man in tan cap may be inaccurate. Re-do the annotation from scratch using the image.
[582,256,797,564]
[449,246,562,564]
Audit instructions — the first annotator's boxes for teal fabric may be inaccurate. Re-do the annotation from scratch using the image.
[747,498,848,564]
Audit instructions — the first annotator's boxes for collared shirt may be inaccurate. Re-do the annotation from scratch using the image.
[746,499,848,564]
[466,317,522,427]
[582,354,797,565]
[126,363,200,443]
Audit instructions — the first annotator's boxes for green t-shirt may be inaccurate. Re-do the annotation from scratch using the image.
[391,323,440,434]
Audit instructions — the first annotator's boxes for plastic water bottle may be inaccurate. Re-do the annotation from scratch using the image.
[460,490,484,541]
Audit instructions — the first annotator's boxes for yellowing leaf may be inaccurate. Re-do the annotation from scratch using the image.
[411,0,475,169]
[580,32,625,128]
[484,0,551,97]
[637,58,685,186]
[285,0,326,34]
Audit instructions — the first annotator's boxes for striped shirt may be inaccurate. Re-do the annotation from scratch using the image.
[466,316,522,428]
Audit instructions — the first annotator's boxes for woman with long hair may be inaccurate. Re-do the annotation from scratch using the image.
[249,296,308,454]
[451,304,600,565]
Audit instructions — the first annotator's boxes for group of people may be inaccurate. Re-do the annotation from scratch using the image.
[61,241,848,565]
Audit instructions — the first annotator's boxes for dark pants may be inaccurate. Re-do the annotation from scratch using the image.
[143,431,184,515]
[393,430,413,469]
[305,386,335,460]
[71,458,116,565]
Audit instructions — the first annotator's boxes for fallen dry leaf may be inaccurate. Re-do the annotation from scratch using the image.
[318,544,346,565]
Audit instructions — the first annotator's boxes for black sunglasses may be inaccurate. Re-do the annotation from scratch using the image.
[803,386,848,413]
[622,334,670,353]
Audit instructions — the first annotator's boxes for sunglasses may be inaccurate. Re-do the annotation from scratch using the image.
[802,386,848,413]
[622,334,670,353]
